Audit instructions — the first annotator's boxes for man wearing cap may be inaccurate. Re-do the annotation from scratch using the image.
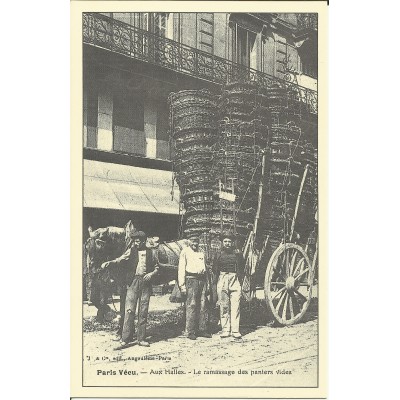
[178,236,211,340]
[101,231,159,349]
[213,233,245,339]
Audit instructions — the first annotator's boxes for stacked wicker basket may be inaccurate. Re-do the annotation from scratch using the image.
[210,82,270,246]
[261,85,317,246]
[168,90,218,239]
[169,82,317,252]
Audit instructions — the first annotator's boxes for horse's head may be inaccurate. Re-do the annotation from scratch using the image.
[85,226,109,274]
[85,233,117,290]
[146,236,160,248]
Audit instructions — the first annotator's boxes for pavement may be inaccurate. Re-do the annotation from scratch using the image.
[83,292,318,388]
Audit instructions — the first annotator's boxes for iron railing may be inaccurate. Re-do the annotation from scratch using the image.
[296,13,318,30]
[83,13,317,114]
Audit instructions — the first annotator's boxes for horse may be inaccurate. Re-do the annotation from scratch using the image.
[84,220,188,325]
[84,221,135,328]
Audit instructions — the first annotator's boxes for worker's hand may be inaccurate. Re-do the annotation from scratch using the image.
[101,261,110,270]
[234,249,241,254]
[143,272,153,282]
[180,286,187,296]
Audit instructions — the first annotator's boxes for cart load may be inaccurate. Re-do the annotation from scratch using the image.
[169,81,318,325]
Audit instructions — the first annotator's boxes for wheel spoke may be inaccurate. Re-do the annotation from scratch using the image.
[273,267,287,282]
[294,268,310,282]
[265,243,312,325]
[289,293,295,320]
[272,286,285,301]
[276,291,287,313]
[278,248,288,278]
[282,292,289,320]
[293,258,305,276]
[289,249,298,275]
[293,288,308,303]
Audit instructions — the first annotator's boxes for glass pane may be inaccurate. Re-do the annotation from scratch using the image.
[237,27,248,66]
[155,13,167,36]
[113,13,131,25]
[141,13,149,30]
[113,94,144,131]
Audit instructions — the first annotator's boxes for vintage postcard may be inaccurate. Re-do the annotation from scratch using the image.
[71,1,328,398]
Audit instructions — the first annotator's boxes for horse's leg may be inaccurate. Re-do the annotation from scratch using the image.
[98,288,112,322]
[92,277,111,323]
[83,274,87,302]
[89,278,104,321]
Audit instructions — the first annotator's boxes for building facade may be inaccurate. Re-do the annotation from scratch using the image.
[82,12,318,241]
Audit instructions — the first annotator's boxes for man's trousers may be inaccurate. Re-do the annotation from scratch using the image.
[217,272,241,335]
[185,276,208,335]
[121,276,151,343]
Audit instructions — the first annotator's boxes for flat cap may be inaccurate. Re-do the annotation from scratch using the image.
[130,230,146,239]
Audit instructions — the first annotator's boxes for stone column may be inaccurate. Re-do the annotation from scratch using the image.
[97,88,113,151]
[144,98,157,158]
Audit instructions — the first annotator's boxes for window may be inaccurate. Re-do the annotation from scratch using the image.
[156,102,171,160]
[233,25,256,68]
[86,89,98,128]
[112,13,132,26]
[113,93,144,131]
[110,13,149,30]
[84,88,98,149]
[156,103,169,142]
[300,56,317,78]
[113,94,145,155]
[154,13,167,37]
[150,13,173,65]
[298,40,317,79]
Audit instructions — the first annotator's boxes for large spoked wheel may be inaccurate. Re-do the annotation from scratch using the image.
[264,243,313,325]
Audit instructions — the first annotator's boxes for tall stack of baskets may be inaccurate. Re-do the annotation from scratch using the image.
[210,82,270,247]
[168,90,218,242]
[169,82,317,255]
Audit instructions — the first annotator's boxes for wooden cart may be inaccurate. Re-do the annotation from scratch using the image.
[241,159,318,326]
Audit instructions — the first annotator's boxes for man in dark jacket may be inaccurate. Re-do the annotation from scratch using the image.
[213,233,245,339]
[101,231,159,349]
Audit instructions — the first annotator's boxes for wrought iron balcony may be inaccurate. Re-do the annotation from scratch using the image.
[83,13,317,114]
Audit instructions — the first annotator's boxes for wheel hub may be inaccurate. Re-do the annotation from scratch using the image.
[285,276,295,291]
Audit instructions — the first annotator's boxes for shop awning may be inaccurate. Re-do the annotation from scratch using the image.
[84,160,180,215]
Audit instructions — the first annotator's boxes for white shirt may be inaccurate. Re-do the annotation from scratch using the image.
[178,246,206,288]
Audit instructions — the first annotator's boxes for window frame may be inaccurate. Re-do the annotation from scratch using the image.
[232,22,257,68]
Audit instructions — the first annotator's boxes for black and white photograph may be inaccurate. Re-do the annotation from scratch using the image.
[72,1,327,397]
[6,1,400,400]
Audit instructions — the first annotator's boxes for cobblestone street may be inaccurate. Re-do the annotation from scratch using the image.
[83,291,318,387]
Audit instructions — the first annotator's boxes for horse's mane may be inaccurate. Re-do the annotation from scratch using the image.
[93,226,125,243]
